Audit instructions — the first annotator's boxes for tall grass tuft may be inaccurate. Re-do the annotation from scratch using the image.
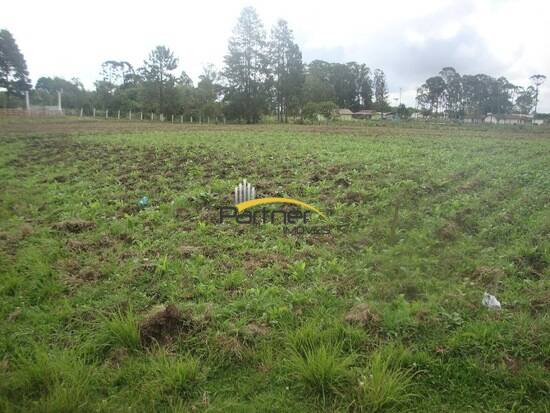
[150,351,205,399]
[95,308,141,355]
[1,348,97,412]
[288,332,354,403]
[353,351,416,412]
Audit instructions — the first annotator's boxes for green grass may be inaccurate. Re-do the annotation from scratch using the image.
[0,118,549,411]
[353,350,415,412]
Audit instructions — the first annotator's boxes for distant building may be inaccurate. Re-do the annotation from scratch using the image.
[410,112,426,120]
[463,114,485,124]
[484,113,534,125]
[333,108,354,120]
[352,109,377,119]
[351,110,395,120]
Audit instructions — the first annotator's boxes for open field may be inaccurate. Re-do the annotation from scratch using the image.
[0,118,549,412]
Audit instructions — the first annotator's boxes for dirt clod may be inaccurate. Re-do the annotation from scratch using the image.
[344,191,365,204]
[53,219,95,233]
[7,307,22,322]
[437,220,459,241]
[179,245,200,258]
[66,239,89,252]
[344,303,379,327]
[19,223,33,238]
[139,304,193,346]
[243,321,269,337]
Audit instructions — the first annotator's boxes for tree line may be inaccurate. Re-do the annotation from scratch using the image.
[1,7,390,122]
[417,67,546,118]
[1,8,546,122]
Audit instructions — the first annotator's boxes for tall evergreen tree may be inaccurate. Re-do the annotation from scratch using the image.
[222,7,270,123]
[0,29,31,107]
[141,46,178,114]
[268,19,304,122]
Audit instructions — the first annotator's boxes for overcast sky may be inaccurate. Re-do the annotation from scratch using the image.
[2,0,549,111]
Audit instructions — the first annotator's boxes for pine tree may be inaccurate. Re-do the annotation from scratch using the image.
[0,29,31,107]
[141,46,178,114]
[222,7,270,123]
[268,19,304,122]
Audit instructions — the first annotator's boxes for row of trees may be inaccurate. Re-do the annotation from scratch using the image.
[2,8,546,122]
[1,7,391,122]
[417,67,546,118]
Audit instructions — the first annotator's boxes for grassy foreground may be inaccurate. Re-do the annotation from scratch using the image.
[0,118,549,412]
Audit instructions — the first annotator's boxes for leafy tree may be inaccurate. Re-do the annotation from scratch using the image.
[329,63,356,109]
[397,103,410,119]
[193,64,223,120]
[222,7,270,123]
[178,70,194,87]
[530,74,546,114]
[141,46,178,114]
[515,86,536,114]
[304,60,335,104]
[373,69,389,111]
[268,19,304,122]
[101,60,134,86]
[34,76,91,109]
[439,67,462,118]
[302,101,336,121]
[347,62,373,110]
[304,60,373,111]
[0,29,31,107]
[318,101,337,119]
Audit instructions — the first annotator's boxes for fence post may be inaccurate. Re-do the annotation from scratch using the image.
[190,116,193,123]
[106,109,109,119]
[93,108,96,118]
[117,110,120,120]
[129,110,132,121]
[171,114,174,123]
[180,115,183,123]
[151,112,154,121]
[80,108,83,118]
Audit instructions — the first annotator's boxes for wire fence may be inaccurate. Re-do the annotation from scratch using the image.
[61,108,226,124]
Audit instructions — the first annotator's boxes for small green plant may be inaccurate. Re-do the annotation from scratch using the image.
[353,352,415,412]
[95,308,141,354]
[223,270,246,290]
[155,255,170,274]
[291,261,307,281]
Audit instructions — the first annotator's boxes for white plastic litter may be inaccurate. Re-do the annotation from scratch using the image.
[482,292,501,310]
